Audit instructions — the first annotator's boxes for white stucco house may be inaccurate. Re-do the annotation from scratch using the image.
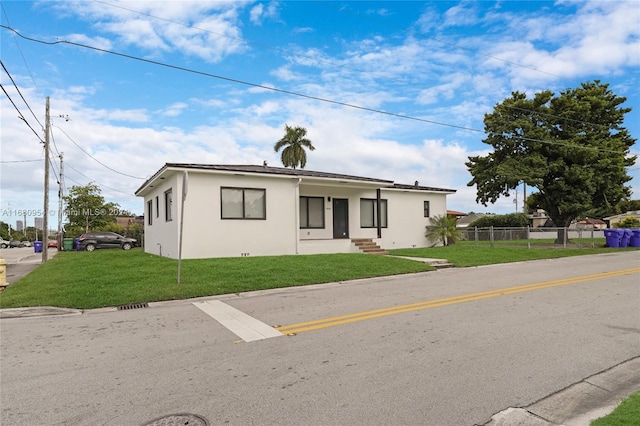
[135,163,456,259]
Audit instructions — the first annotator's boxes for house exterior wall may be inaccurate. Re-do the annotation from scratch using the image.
[378,188,448,249]
[298,185,379,242]
[142,174,180,258]
[139,165,453,259]
[143,171,299,259]
[297,185,448,251]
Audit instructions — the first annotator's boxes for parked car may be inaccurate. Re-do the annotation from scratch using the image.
[0,238,9,249]
[22,241,32,247]
[78,232,137,251]
[10,240,24,248]
[47,240,58,248]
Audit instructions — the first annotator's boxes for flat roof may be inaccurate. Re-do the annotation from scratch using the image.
[135,163,456,195]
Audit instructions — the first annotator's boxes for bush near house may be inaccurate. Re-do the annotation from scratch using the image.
[468,213,530,228]
[613,217,640,228]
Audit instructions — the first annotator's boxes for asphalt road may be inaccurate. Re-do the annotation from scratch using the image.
[1,251,639,425]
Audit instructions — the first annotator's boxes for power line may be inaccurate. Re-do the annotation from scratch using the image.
[0,158,41,163]
[52,125,146,180]
[93,0,406,85]
[0,25,503,134]
[0,60,43,129]
[0,25,632,156]
[64,162,136,195]
[0,82,44,143]
[0,3,40,92]
[49,1,612,132]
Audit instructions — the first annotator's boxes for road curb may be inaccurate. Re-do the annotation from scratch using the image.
[484,356,640,426]
[0,306,82,319]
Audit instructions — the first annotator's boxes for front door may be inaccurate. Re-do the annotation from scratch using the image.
[333,198,349,239]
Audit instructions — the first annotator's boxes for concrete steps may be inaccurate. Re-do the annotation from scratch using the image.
[351,238,388,255]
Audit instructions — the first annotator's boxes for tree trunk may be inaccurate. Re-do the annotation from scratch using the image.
[555,227,569,245]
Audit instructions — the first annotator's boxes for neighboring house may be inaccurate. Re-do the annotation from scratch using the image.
[135,163,456,259]
[115,216,144,229]
[447,210,468,220]
[573,218,606,230]
[530,209,552,228]
[456,212,485,228]
[603,211,640,227]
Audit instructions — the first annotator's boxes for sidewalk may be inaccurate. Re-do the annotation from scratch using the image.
[483,356,640,425]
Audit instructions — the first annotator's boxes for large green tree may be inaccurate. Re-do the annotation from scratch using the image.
[63,183,122,235]
[274,124,315,169]
[467,81,636,242]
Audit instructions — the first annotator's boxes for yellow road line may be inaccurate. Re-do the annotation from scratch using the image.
[275,267,640,335]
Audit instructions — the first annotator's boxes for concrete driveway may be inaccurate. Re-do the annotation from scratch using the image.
[0,246,57,285]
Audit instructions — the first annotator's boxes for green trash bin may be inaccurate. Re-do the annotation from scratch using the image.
[63,238,74,251]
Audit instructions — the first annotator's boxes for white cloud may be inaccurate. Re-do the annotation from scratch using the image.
[249,1,279,25]
[161,102,188,117]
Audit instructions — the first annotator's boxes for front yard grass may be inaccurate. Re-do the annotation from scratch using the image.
[0,250,433,309]
[389,244,634,267]
[0,244,635,309]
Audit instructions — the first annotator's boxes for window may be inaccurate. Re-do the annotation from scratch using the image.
[300,196,325,228]
[423,201,430,218]
[221,187,266,219]
[360,198,387,228]
[165,189,173,221]
[147,200,153,225]
[155,196,159,218]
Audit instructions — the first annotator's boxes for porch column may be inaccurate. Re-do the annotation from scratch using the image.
[376,188,382,239]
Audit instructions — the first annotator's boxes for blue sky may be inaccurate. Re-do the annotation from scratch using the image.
[1,1,638,231]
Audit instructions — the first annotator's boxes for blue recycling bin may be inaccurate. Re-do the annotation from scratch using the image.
[620,229,631,248]
[75,238,80,250]
[630,229,640,248]
[603,229,621,248]
[33,241,43,253]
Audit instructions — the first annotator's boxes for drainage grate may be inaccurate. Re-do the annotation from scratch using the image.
[117,302,149,311]
[141,413,209,426]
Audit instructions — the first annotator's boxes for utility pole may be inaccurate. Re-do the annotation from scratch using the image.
[42,97,50,263]
[58,152,64,243]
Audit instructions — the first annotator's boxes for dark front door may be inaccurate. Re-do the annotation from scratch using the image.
[333,198,349,239]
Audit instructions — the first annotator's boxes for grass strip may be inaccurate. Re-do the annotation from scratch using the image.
[389,245,636,267]
[0,250,432,309]
[591,391,640,425]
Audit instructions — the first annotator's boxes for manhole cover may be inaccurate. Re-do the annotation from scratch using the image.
[141,413,209,426]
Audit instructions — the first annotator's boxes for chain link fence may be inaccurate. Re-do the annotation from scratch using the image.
[458,227,605,249]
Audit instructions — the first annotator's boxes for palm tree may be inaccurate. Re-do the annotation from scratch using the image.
[425,214,461,246]
[273,124,315,169]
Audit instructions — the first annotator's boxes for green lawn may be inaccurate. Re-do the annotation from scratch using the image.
[389,244,633,267]
[591,392,640,425]
[0,244,636,309]
[0,250,433,309]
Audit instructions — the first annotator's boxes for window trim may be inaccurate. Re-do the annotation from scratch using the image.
[155,196,159,218]
[360,198,388,228]
[147,200,153,225]
[220,187,267,220]
[165,189,173,222]
[300,196,325,229]
[424,200,430,218]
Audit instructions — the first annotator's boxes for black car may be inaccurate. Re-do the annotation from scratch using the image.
[78,232,137,251]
